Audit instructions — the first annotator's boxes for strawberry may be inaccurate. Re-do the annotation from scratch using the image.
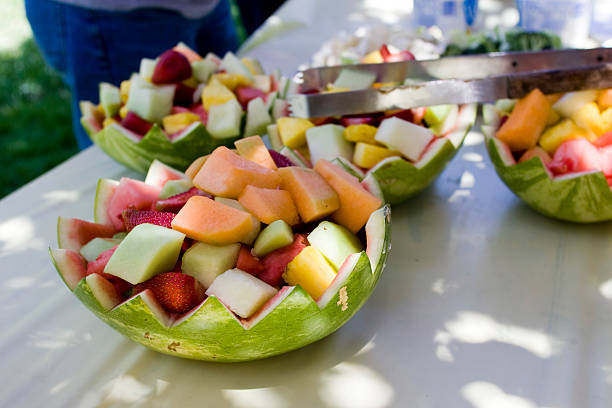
[236,245,264,276]
[133,272,205,313]
[122,209,175,231]
[155,187,211,213]
[380,44,415,62]
[121,111,153,136]
[260,234,308,287]
[190,104,208,124]
[152,50,192,84]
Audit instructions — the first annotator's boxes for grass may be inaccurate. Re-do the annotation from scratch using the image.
[0,38,77,199]
[0,0,248,199]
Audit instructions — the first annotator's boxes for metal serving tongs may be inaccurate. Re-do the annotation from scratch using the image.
[288,48,612,118]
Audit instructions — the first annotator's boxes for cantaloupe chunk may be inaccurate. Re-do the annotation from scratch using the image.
[238,185,300,225]
[202,77,237,111]
[314,159,382,233]
[496,88,550,151]
[282,246,336,300]
[235,135,277,170]
[172,196,254,245]
[277,117,315,148]
[278,167,340,223]
[185,155,209,179]
[539,119,590,154]
[597,89,612,110]
[193,146,280,198]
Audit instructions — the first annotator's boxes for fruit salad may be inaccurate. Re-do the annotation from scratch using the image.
[81,43,295,173]
[50,136,391,361]
[483,88,612,222]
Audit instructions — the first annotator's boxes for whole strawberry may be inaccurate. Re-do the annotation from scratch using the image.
[122,209,175,231]
[133,272,205,314]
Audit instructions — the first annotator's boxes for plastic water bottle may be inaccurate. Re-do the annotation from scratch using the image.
[516,0,591,47]
[413,0,479,32]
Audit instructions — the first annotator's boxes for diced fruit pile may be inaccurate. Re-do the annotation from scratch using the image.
[64,135,382,320]
[492,88,612,185]
[80,42,295,146]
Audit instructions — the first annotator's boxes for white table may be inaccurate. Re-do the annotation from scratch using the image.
[1,1,611,407]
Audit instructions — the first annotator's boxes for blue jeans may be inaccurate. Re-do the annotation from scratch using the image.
[25,0,239,149]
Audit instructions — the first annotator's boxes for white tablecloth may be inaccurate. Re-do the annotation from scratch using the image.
[1,1,611,407]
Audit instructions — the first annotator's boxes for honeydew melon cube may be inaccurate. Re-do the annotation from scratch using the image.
[139,58,158,81]
[306,124,353,164]
[553,90,599,118]
[282,246,336,300]
[202,77,237,111]
[279,146,308,167]
[158,179,192,199]
[242,57,264,75]
[253,74,272,93]
[424,104,453,126]
[307,221,362,270]
[214,197,261,245]
[429,104,458,136]
[494,98,516,114]
[191,58,217,83]
[277,117,314,148]
[79,237,121,262]
[353,142,400,169]
[332,68,376,90]
[206,98,243,139]
[375,117,434,161]
[253,220,293,257]
[99,83,121,118]
[264,91,277,112]
[267,123,283,151]
[206,269,278,318]
[244,97,272,137]
[182,242,241,288]
[125,74,175,123]
[104,223,185,284]
[220,52,253,80]
[272,99,289,120]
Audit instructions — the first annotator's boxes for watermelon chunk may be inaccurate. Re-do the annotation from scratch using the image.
[57,217,116,252]
[236,245,264,276]
[122,209,176,231]
[155,187,211,213]
[144,160,186,187]
[107,178,162,230]
[260,234,308,286]
[548,138,602,175]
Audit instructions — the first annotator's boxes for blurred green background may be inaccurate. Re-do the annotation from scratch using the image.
[0,0,248,199]
[0,0,77,199]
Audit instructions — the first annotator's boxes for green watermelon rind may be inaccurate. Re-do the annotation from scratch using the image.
[88,121,239,174]
[487,136,612,223]
[50,206,391,362]
[366,104,477,205]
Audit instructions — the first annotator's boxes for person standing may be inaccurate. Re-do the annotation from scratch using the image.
[25,0,240,149]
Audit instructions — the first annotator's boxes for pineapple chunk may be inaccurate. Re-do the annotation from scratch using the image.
[103,117,118,128]
[362,50,383,64]
[553,90,599,118]
[182,77,199,88]
[353,142,400,169]
[202,78,236,111]
[119,80,130,104]
[547,109,561,126]
[210,72,252,90]
[597,89,612,109]
[119,105,129,119]
[539,119,590,154]
[162,112,200,134]
[571,102,609,137]
[282,246,336,300]
[344,124,379,144]
[277,117,315,148]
